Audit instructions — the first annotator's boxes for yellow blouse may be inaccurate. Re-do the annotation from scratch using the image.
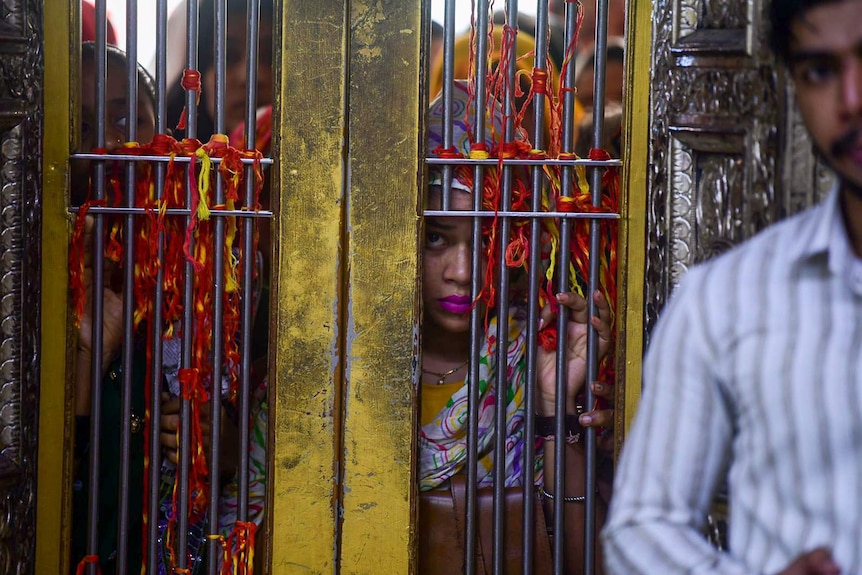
[420,380,465,426]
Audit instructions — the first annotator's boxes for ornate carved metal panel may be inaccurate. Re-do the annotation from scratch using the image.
[0,0,42,574]
[646,0,834,336]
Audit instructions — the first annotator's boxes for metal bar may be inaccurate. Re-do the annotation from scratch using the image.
[177,0,202,568]
[70,205,275,218]
[84,4,109,574]
[583,0,611,570]
[207,0,228,571]
[465,2,491,574]
[147,0,169,570]
[237,0,262,528]
[440,0,456,210]
[428,157,622,167]
[423,210,619,220]
[522,0,551,571]
[116,2,139,572]
[551,0,582,572]
[492,2,520,573]
[71,153,275,165]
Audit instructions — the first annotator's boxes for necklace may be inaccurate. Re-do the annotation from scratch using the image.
[422,360,469,385]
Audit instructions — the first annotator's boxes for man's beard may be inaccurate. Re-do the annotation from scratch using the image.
[821,126,862,200]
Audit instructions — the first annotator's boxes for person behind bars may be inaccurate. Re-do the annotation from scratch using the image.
[418,79,614,575]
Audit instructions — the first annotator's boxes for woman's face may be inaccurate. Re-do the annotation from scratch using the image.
[73,55,156,204]
[203,16,273,136]
[422,187,486,338]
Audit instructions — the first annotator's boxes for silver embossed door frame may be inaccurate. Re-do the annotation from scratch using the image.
[645,0,832,335]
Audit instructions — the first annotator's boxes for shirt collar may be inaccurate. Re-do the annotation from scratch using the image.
[797,182,841,263]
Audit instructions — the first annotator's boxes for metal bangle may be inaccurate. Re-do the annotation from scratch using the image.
[538,484,585,503]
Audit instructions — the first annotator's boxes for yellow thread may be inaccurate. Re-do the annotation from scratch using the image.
[224,199,239,292]
[469,149,490,159]
[195,147,212,221]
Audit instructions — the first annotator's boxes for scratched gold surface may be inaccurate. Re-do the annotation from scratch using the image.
[35,0,74,573]
[617,0,651,447]
[36,2,75,573]
[337,0,422,573]
[268,0,348,572]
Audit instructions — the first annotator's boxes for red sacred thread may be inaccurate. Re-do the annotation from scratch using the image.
[176,69,202,131]
[223,521,258,575]
[433,145,463,159]
[68,199,106,325]
[75,555,101,575]
[505,229,528,268]
[537,325,557,351]
[470,142,488,155]
[557,195,577,212]
[68,130,266,573]
[531,67,549,95]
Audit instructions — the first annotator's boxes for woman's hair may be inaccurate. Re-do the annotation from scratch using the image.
[574,36,625,85]
[769,0,840,62]
[81,41,157,108]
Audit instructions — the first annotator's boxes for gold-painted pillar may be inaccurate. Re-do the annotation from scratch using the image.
[617,0,652,440]
[271,0,422,571]
[269,0,348,572]
[338,0,422,573]
[37,1,75,573]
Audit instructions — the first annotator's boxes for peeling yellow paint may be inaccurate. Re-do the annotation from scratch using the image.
[617,0,652,448]
[36,2,74,574]
[337,0,422,572]
[268,0,347,572]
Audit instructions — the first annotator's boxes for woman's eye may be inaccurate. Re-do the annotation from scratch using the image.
[425,231,445,248]
[80,121,92,145]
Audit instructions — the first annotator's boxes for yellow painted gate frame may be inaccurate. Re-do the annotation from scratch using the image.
[37,0,650,573]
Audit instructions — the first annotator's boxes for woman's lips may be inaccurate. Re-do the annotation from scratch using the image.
[439,295,472,315]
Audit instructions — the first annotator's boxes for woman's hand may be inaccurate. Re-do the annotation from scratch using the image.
[536,291,613,417]
[75,215,124,416]
[582,380,615,452]
[159,393,212,465]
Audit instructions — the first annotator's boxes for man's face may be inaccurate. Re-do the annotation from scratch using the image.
[789,0,862,197]
[203,17,273,137]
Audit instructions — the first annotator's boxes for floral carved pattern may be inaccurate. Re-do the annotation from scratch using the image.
[646,0,816,341]
[0,0,42,573]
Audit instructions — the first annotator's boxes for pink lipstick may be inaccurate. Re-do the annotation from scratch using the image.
[439,295,472,315]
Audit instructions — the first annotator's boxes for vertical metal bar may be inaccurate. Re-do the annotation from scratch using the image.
[207,0,228,572]
[466,3,491,574]
[238,0,262,526]
[440,0,456,210]
[116,2,139,573]
[551,0,581,573]
[84,4,108,574]
[583,0,610,571]
[492,3,519,573]
[522,1,551,572]
[178,0,201,568]
[147,0,168,570]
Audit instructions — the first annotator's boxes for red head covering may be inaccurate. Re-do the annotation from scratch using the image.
[81,0,118,45]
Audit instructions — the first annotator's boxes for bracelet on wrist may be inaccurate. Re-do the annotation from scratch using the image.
[535,412,583,443]
[538,484,585,503]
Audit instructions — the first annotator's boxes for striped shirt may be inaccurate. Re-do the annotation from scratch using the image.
[602,185,862,574]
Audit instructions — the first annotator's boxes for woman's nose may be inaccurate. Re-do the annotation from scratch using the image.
[104,125,124,151]
[444,244,473,284]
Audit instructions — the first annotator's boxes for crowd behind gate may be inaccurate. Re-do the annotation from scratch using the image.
[66,1,862,574]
